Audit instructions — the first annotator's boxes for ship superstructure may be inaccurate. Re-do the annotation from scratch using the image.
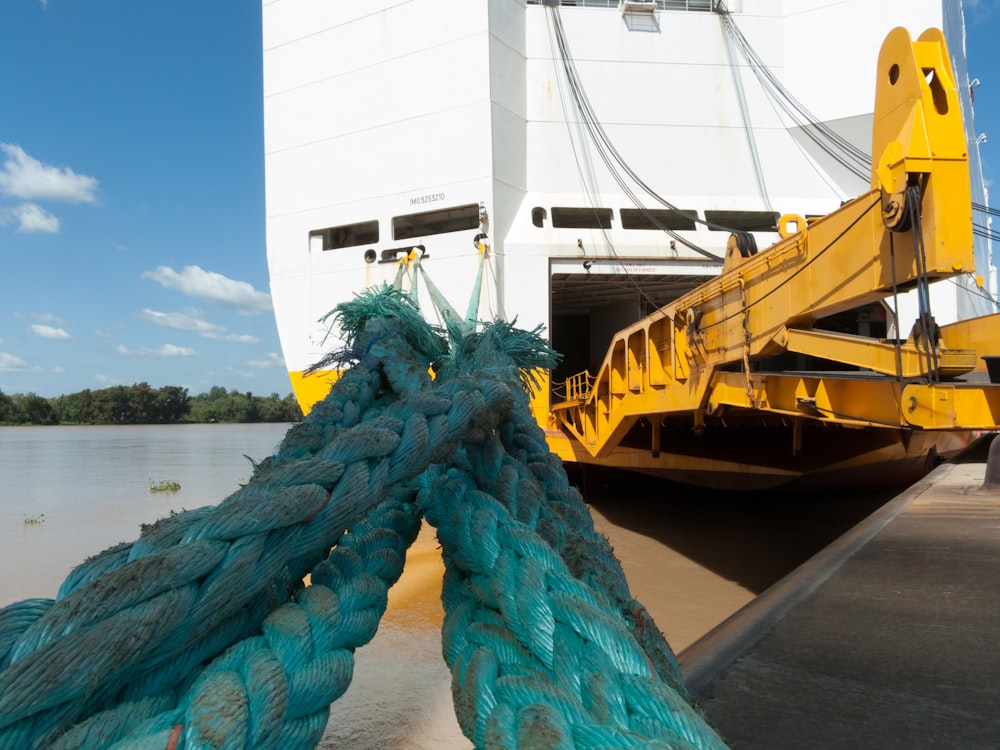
[263,0,996,488]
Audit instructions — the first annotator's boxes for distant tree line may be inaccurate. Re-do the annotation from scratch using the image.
[0,383,303,425]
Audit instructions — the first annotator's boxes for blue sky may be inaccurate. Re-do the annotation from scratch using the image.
[0,1,998,399]
[965,0,1000,248]
[0,1,283,398]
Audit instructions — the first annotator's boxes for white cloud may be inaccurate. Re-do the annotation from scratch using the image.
[206,332,261,344]
[0,203,60,233]
[157,344,196,357]
[247,352,286,369]
[0,144,98,203]
[114,343,196,357]
[966,0,985,16]
[30,324,71,340]
[141,265,272,316]
[138,308,225,335]
[0,352,29,371]
[31,312,67,324]
[0,353,49,374]
[137,307,261,343]
[967,0,1000,21]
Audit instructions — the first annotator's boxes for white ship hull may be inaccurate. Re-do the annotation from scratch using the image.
[263,0,993,487]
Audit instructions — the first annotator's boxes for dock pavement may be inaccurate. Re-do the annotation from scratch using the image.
[679,439,1000,748]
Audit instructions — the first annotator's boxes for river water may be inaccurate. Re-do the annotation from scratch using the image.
[0,424,893,747]
[0,424,293,605]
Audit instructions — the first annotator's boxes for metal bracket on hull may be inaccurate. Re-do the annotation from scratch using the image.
[620,0,656,14]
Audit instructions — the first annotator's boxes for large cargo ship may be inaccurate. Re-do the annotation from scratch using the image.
[263,0,998,489]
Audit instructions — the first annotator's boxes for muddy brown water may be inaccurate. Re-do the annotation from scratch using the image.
[0,426,893,747]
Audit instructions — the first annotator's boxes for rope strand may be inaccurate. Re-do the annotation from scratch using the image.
[0,288,727,750]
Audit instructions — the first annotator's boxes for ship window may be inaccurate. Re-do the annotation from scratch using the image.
[532,207,547,227]
[704,210,779,232]
[661,0,714,10]
[551,207,613,229]
[620,208,697,230]
[309,220,379,251]
[393,203,480,240]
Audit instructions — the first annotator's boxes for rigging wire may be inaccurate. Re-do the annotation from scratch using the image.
[548,3,994,339]
[698,195,882,331]
[715,2,995,328]
[549,7,732,245]
[947,275,1000,310]
[888,231,905,398]
[545,5,673,318]
[905,182,940,381]
[713,5,871,183]
[973,201,1000,216]
[972,201,1000,223]
[972,223,1000,241]
[545,4,723,321]
[717,8,773,212]
[716,2,995,278]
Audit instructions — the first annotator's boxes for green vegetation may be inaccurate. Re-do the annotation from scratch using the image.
[22,513,45,525]
[149,479,181,493]
[0,383,303,426]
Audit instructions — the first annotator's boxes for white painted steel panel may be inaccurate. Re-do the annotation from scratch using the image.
[264,0,990,381]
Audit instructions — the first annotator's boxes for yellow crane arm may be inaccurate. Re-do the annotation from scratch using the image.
[553,27,1000,458]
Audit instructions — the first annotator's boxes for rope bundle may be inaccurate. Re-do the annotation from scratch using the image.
[421,324,724,749]
[0,288,728,749]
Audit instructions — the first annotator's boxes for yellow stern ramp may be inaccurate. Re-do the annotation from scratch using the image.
[547,28,1000,490]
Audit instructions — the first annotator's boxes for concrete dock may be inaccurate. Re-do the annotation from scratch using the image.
[679,442,1000,748]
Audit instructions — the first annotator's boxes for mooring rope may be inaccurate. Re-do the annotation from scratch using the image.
[50,492,422,750]
[0,287,728,749]
[421,322,723,749]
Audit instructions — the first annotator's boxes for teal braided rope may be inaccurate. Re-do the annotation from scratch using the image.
[422,322,725,748]
[422,464,725,749]
[441,321,686,693]
[0,309,512,748]
[460,428,687,696]
[48,492,421,750]
[0,289,728,750]
[420,469,724,748]
[8,322,397,624]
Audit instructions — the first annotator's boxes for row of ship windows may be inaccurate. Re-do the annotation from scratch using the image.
[525,0,714,11]
[310,202,779,252]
